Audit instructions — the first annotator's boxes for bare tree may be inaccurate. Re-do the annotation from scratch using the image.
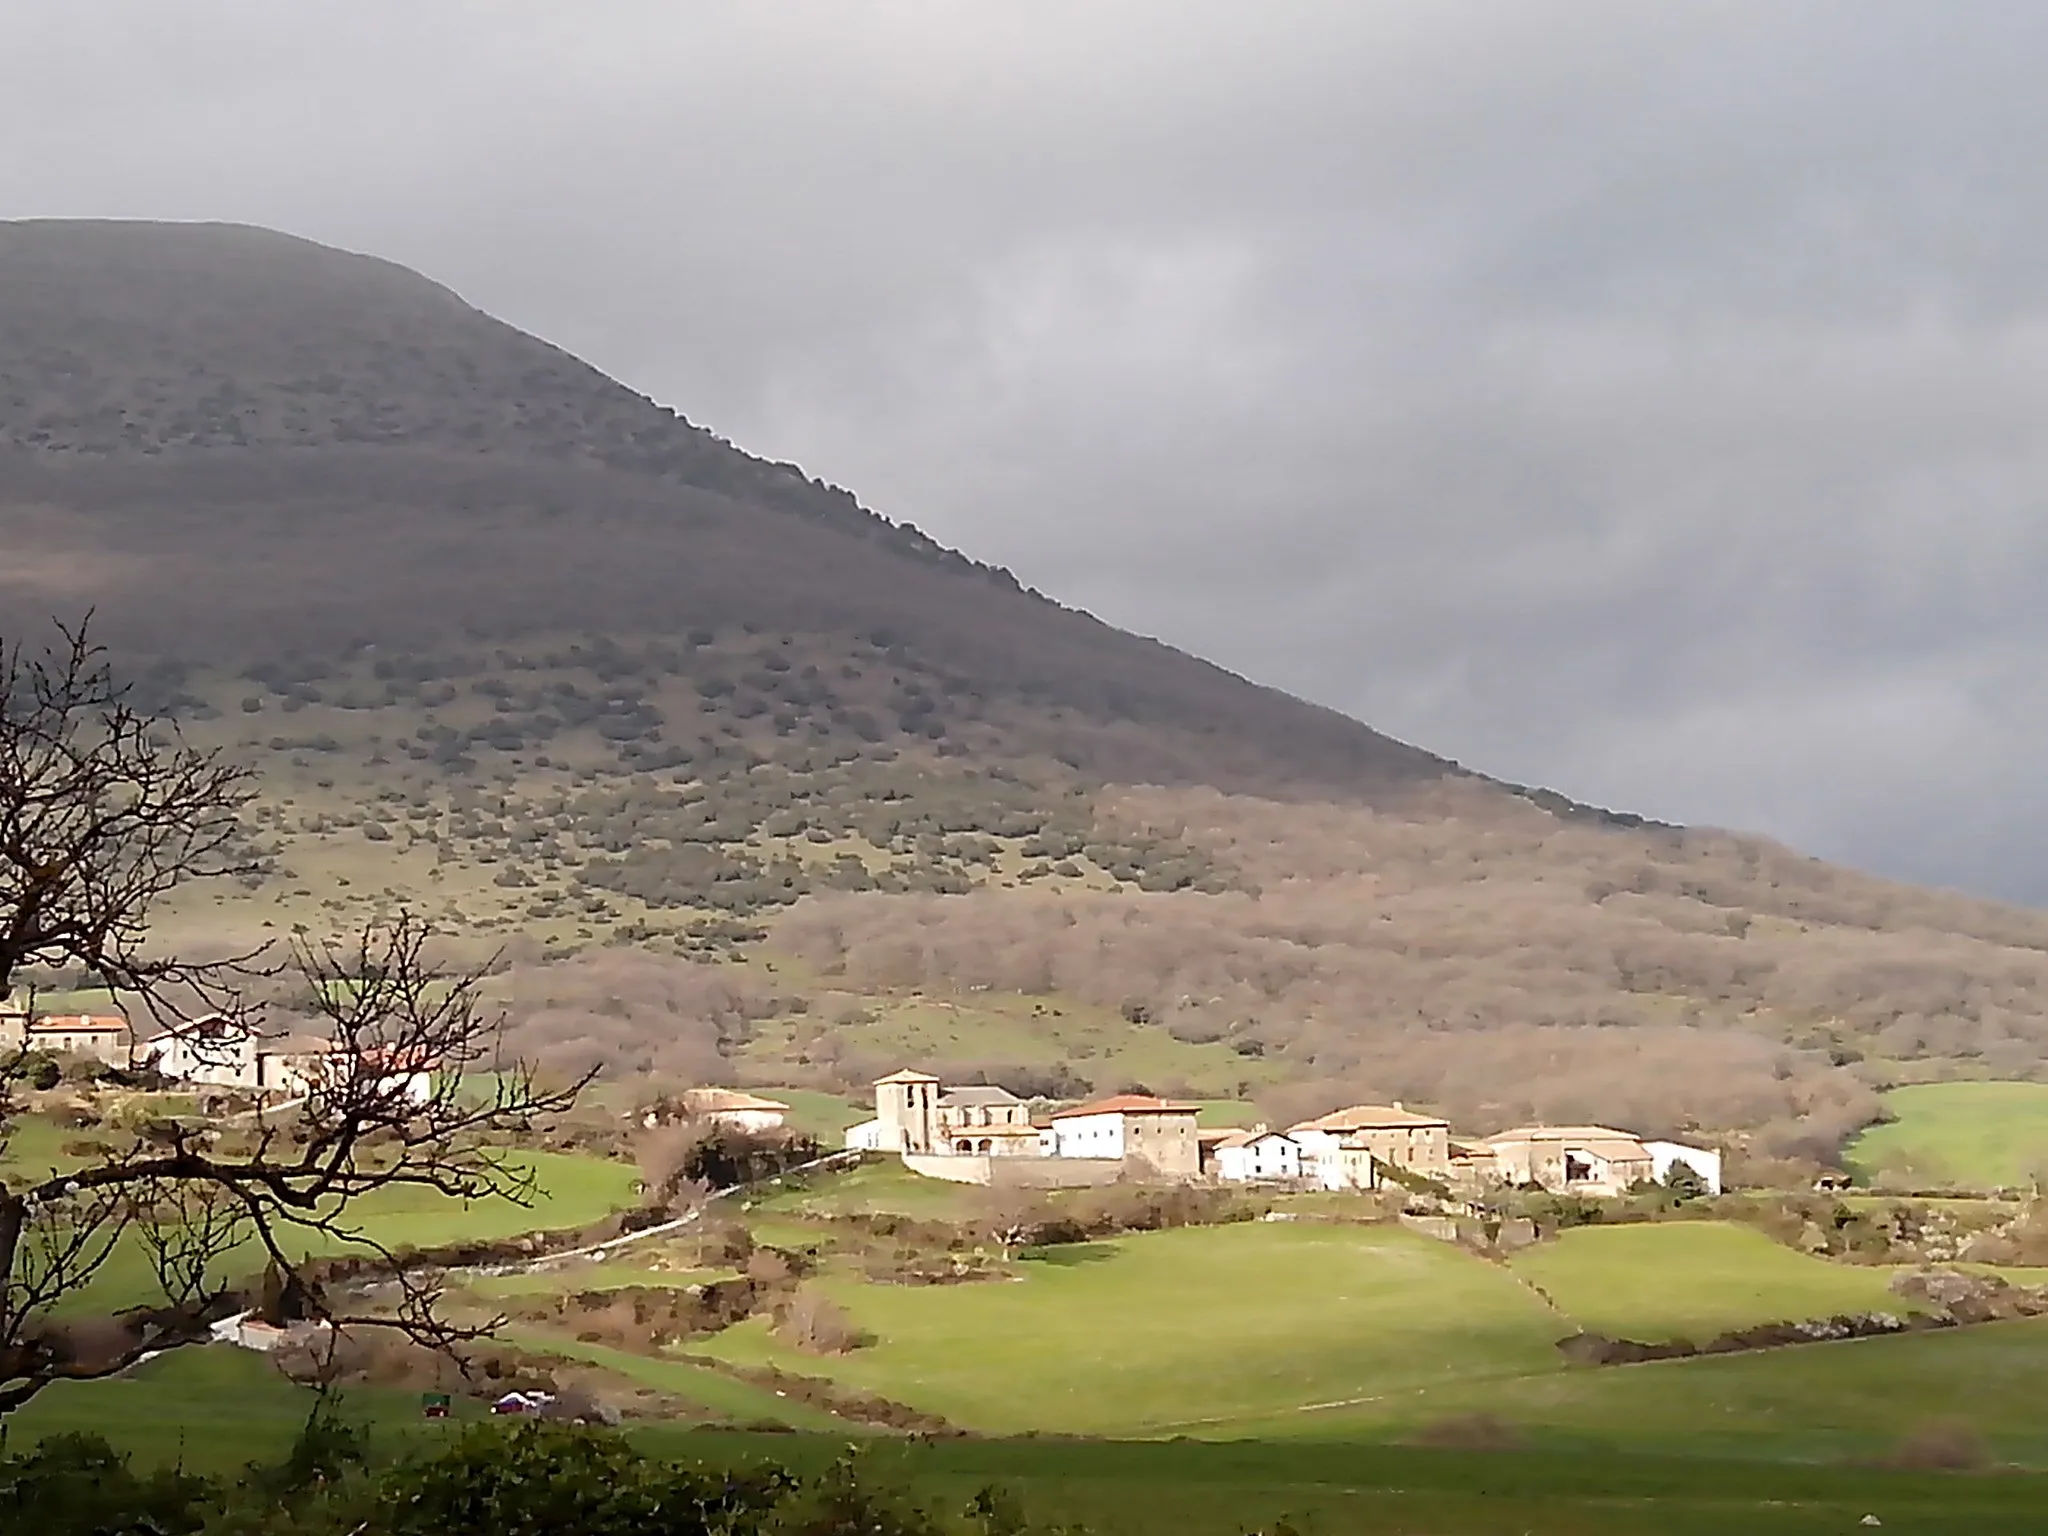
[973,1186,1041,1261]
[0,620,257,1021]
[0,623,584,1415]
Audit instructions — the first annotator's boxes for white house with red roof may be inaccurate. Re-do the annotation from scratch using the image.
[645,1087,791,1135]
[1287,1102,1450,1190]
[2,1011,132,1066]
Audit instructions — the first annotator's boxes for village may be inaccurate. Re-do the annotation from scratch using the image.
[0,1004,435,1105]
[708,1069,1724,1201]
[2,1001,1721,1201]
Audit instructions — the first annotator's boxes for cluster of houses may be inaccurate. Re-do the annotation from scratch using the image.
[1,1005,435,1104]
[835,1068,1724,1197]
[3,1000,1719,1200]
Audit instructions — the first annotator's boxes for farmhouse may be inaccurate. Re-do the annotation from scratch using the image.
[143,1014,307,1093]
[3,1012,131,1065]
[1645,1139,1724,1195]
[1448,1138,1499,1183]
[141,1015,435,1104]
[1482,1125,1656,1197]
[308,1043,437,1107]
[1211,1128,1305,1184]
[645,1087,791,1135]
[1288,1103,1449,1188]
[1050,1094,1201,1177]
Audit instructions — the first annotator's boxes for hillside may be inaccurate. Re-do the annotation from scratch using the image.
[5,218,2048,1166]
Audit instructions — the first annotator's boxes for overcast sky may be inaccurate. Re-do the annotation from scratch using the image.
[5,2,2046,904]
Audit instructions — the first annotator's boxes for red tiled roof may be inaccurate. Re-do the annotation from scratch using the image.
[1049,1094,1200,1120]
[28,1014,128,1033]
[1289,1103,1448,1133]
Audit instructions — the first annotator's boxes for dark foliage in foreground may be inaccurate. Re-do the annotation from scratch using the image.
[0,1408,1083,1535]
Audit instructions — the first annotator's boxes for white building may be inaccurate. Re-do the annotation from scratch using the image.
[1212,1129,1304,1183]
[5,1013,131,1065]
[143,1015,300,1092]
[144,1016,434,1105]
[1645,1139,1724,1195]
[653,1088,790,1135]
[1287,1104,1451,1189]
[1049,1095,1201,1176]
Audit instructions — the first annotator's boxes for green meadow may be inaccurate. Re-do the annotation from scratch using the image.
[1507,1221,1922,1340]
[1845,1081,2048,1190]
[746,1157,984,1221]
[19,1156,2048,1531]
[761,1086,872,1141]
[16,1348,2048,1534]
[58,1149,637,1313]
[702,1222,1567,1435]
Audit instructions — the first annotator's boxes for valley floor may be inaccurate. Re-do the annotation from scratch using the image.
[18,1347,2048,1536]
[18,1150,2048,1531]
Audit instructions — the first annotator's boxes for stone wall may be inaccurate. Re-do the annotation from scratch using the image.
[989,1156,1126,1190]
[897,1153,1139,1189]
[901,1153,993,1185]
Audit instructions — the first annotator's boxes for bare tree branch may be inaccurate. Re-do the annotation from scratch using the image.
[0,619,590,1415]
[0,617,266,1020]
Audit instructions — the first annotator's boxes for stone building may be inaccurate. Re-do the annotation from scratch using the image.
[934,1084,1040,1156]
[870,1067,943,1154]
[1480,1125,1656,1197]
[1049,1094,1201,1177]
[1287,1103,1451,1188]
[3,1012,131,1066]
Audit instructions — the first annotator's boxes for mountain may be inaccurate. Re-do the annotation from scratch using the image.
[5,218,2047,1171]
[0,218,1448,796]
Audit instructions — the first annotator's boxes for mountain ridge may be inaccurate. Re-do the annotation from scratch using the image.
[0,217,1458,801]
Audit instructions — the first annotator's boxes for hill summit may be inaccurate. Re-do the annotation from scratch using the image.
[4,217,2047,1170]
[0,218,1446,796]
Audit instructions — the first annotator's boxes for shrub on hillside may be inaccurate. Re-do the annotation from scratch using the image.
[1883,1420,1989,1471]
[771,1288,872,1356]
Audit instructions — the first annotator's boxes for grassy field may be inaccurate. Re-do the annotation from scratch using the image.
[501,1334,855,1432]
[9,1344,428,1466]
[63,1148,638,1313]
[23,1152,2048,1529]
[1845,1081,2048,1190]
[16,1349,2048,1533]
[0,1112,97,1181]
[702,1222,1565,1435]
[760,1086,872,1141]
[746,1158,984,1221]
[1250,1314,2048,1467]
[1509,1221,1922,1340]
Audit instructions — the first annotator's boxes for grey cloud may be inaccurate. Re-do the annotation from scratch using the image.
[4,1,2046,900]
